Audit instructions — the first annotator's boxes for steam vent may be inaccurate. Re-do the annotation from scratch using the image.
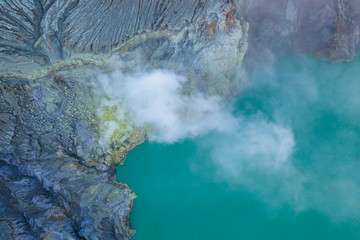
[1,0,360,239]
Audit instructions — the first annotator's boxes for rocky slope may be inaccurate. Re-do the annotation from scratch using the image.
[1,0,360,239]
[0,0,247,239]
[234,0,360,66]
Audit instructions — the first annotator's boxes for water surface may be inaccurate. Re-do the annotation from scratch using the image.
[116,55,360,239]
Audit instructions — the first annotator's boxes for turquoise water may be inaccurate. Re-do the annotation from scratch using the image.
[116,56,360,239]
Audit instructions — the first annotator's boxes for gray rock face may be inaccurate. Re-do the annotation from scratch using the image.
[0,0,247,239]
[0,80,135,239]
[234,0,360,65]
[0,157,134,240]
[1,0,247,96]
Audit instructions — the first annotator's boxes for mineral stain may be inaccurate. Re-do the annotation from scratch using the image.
[116,55,360,240]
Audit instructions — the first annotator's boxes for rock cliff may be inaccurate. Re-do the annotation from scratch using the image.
[234,0,360,66]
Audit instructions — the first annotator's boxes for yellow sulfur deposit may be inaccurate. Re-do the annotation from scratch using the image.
[98,104,146,164]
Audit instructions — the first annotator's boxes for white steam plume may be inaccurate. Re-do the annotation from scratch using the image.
[91,57,360,220]
[91,61,236,144]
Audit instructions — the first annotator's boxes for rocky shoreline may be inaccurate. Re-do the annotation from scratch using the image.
[1,0,359,239]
